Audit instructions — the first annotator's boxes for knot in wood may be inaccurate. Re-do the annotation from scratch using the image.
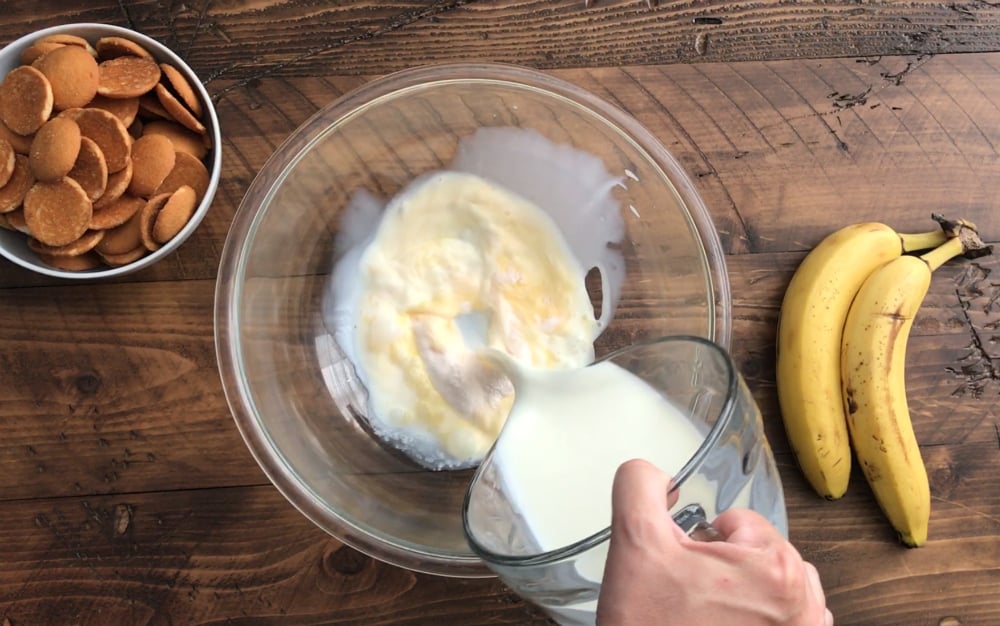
[324,546,369,577]
[75,372,101,395]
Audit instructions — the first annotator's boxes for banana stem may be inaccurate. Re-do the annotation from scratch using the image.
[921,213,994,271]
[900,229,950,253]
[920,235,966,272]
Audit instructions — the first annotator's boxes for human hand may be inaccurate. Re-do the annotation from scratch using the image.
[597,459,834,626]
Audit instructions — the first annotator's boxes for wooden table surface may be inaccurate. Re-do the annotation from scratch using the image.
[2,2,999,625]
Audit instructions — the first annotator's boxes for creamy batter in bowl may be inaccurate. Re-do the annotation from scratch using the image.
[215,63,731,577]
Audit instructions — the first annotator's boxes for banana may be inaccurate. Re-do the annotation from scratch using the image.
[776,223,947,499]
[840,225,990,547]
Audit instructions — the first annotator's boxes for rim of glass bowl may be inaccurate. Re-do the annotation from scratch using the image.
[215,62,732,578]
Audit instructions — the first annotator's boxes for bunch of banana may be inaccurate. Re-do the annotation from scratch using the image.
[776,215,991,546]
[776,222,947,500]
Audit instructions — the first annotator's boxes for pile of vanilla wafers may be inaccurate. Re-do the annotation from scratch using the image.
[0,32,212,271]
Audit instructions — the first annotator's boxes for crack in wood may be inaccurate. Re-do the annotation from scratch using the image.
[948,266,1000,398]
[208,0,480,100]
[824,54,932,118]
[116,0,136,31]
[695,32,709,56]
[931,494,1000,525]
[585,0,658,8]
[947,3,979,18]
[113,503,133,536]
[830,86,873,109]
[817,114,849,152]
[752,53,938,151]
[881,54,932,86]
[182,0,216,56]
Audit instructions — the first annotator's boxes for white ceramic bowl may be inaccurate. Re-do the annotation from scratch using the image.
[0,22,221,279]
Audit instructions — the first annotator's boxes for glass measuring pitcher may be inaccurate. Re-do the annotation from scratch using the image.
[462,336,787,626]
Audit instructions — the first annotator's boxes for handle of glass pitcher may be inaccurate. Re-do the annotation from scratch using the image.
[673,503,723,542]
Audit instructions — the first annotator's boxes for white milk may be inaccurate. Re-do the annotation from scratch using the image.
[490,359,749,596]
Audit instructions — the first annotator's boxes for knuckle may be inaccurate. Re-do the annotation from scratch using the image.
[766,546,805,603]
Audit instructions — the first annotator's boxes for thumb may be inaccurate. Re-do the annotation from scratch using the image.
[610,459,687,546]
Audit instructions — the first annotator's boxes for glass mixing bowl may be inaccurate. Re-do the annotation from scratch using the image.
[215,63,731,577]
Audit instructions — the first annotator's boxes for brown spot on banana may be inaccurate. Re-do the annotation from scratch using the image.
[878,311,909,321]
[862,459,882,482]
[845,386,858,414]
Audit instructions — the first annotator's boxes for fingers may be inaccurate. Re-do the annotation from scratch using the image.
[610,459,687,544]
[601,459,684,625]
[804,562,825,605]
[714,510,832,625]
[612,458,677,510]
[711,507,788,549]
[804,561,834,626]
[611,459,669,518]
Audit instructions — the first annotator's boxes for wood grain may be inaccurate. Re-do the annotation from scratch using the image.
[0,485,550,625]
[5,54,1000,289]
[213,53,1000,261]
[0,448,994,624]
[1,264,994,621]
[2,1,1000,77]
[0,255,994,490]
[1,2,999,624]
